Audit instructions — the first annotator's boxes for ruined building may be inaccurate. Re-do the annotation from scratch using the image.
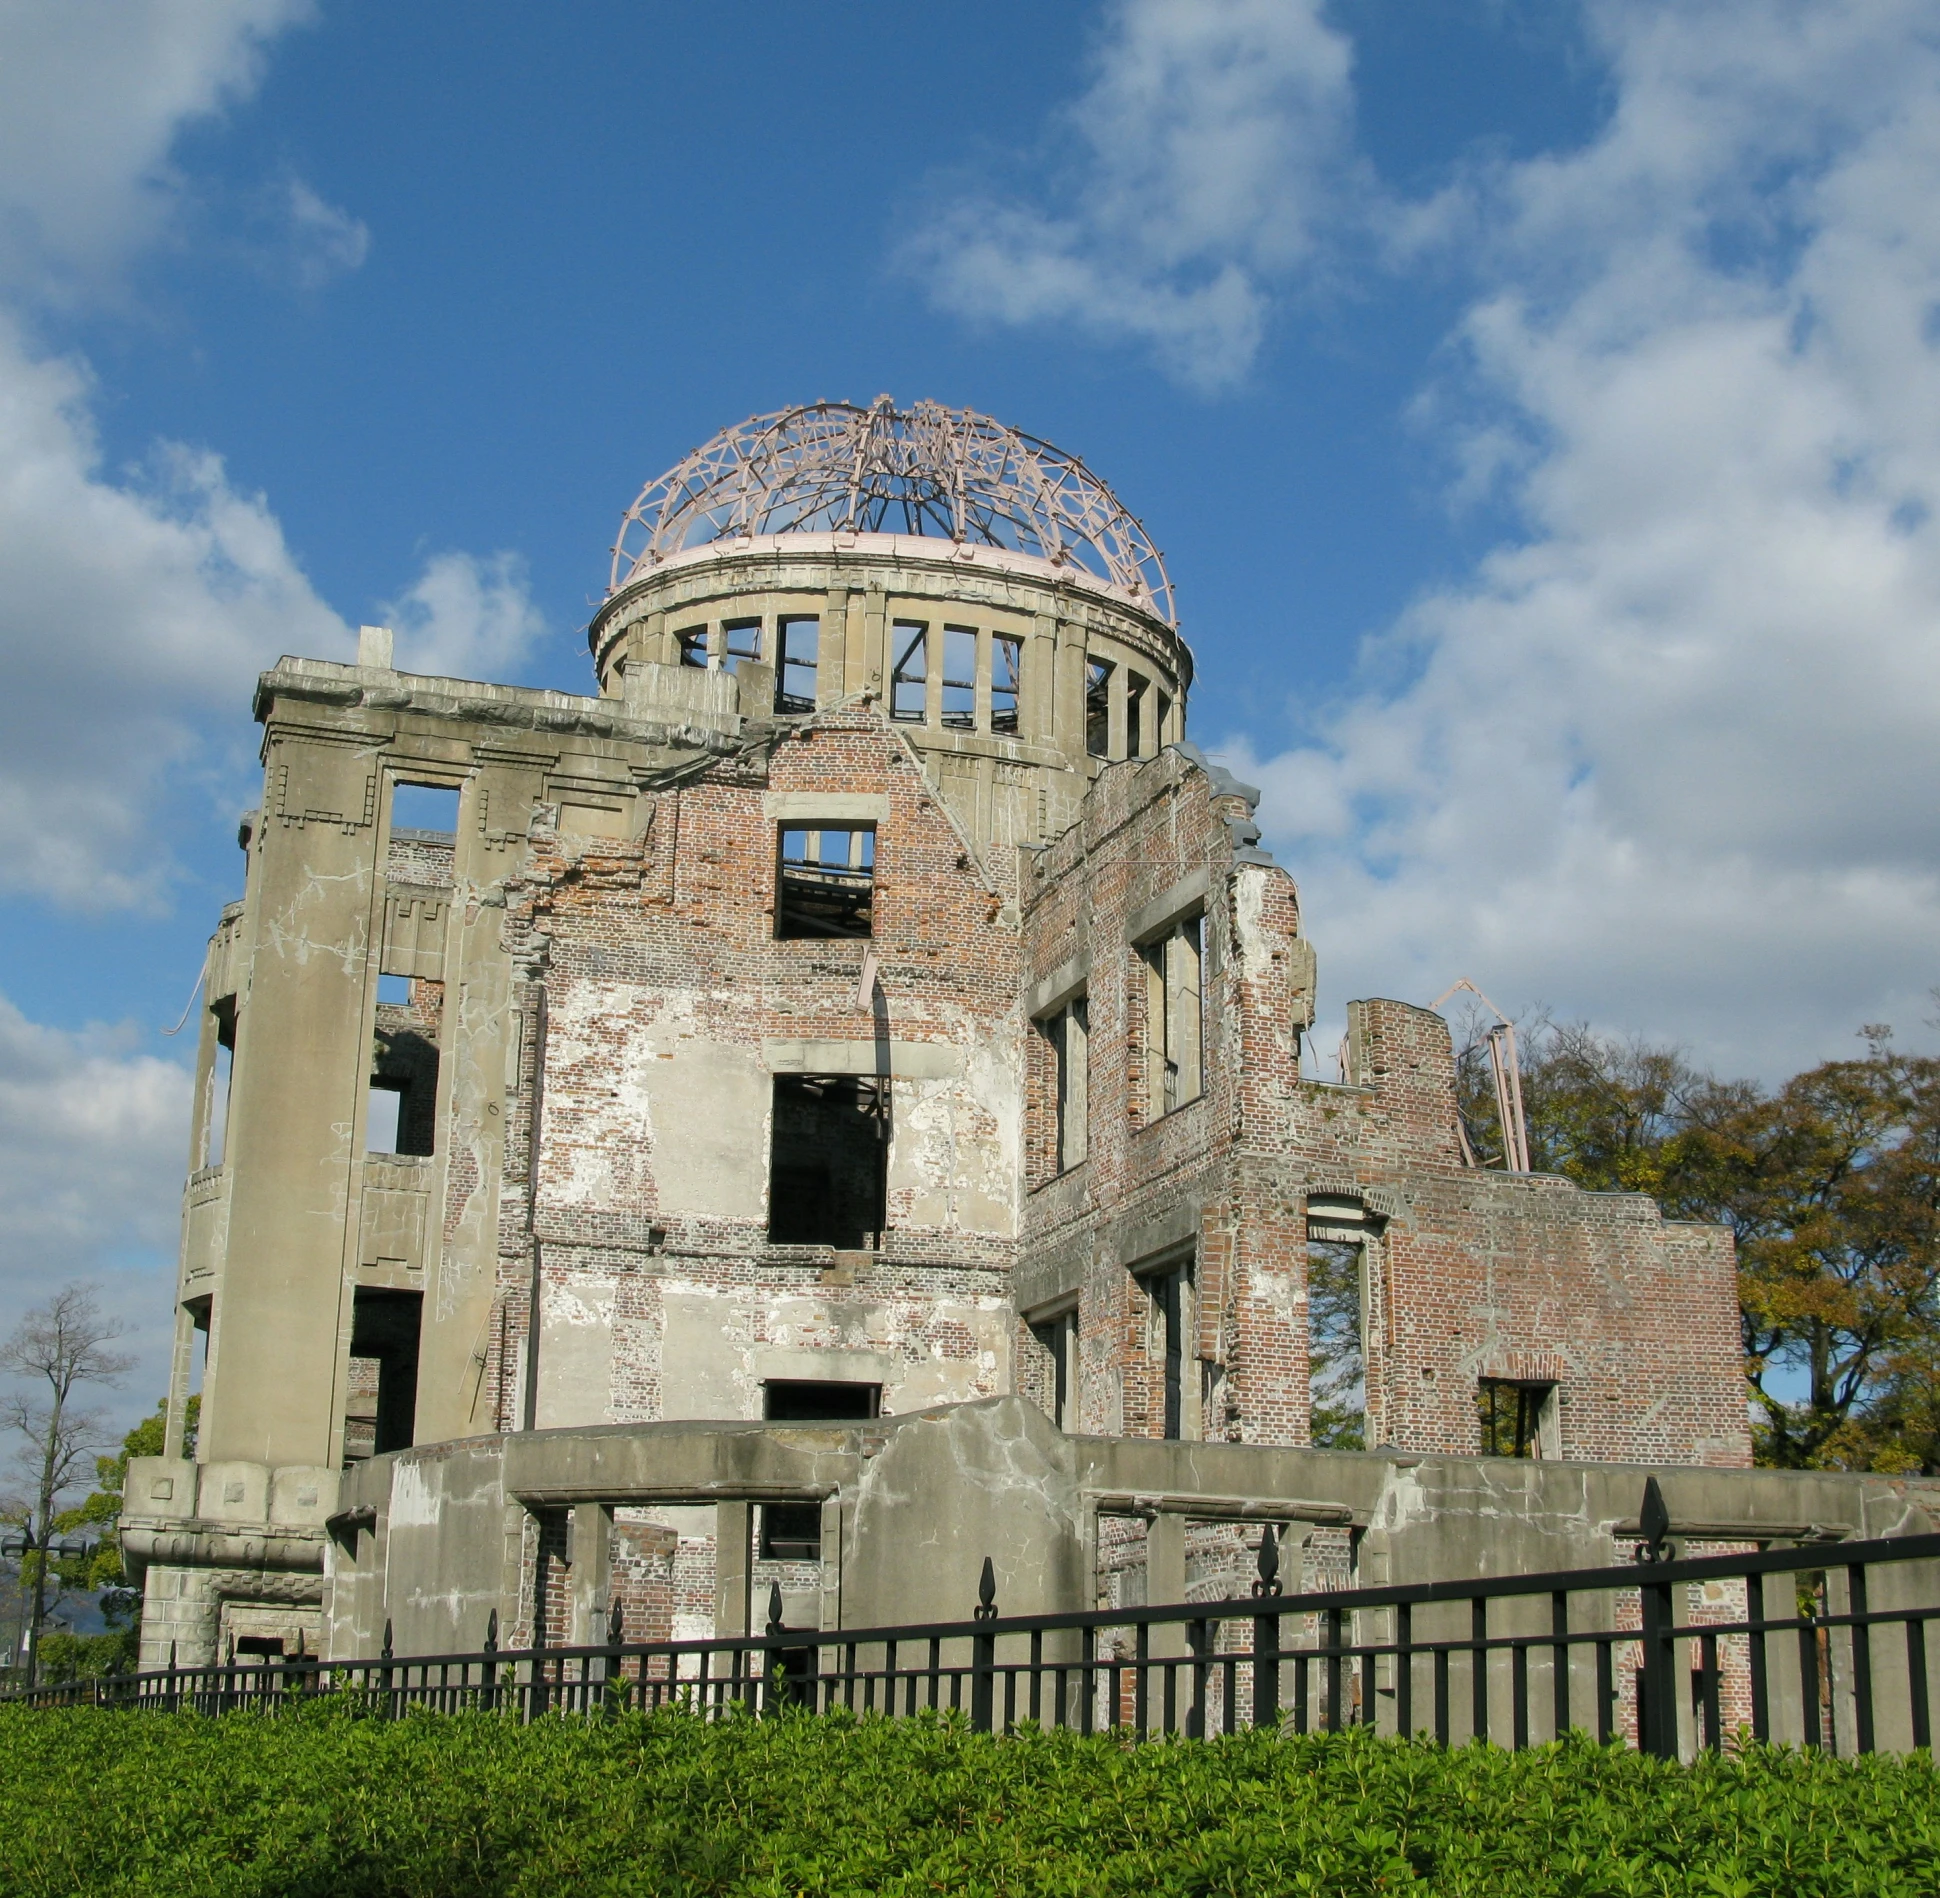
[124,399,1828,1672]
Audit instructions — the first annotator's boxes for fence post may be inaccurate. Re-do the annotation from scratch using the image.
[483,1607,500,1714]
[763,1581,786,1717]
[1635,1478,1677,1760]
[601,1599,625,1716]
[1251,1525,1282,1729]
[970,1556,998,1734]
[380,1619,394,1717]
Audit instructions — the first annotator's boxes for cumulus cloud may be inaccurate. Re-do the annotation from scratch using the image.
[0,0,316,298]
[0,996,193,1397]
[0,0,543,1380]
[383,550,548,682]
[1234,0,1940,1076]
[903,0,1359,390]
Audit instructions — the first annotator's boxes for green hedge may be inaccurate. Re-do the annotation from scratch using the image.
[2,1704,1935,1896]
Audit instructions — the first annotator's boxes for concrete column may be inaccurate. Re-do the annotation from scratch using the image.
[1054,625,1090,772]
[569,1502,612,1646]
[819,588,849,706]
[1108,660,1129,762]
[1027,612,1057,743]
[974,628,993,734]
[861,584,887,696]
[714,1500,751,1637]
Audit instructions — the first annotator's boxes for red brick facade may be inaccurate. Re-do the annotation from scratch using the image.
[479,700,1748,1471]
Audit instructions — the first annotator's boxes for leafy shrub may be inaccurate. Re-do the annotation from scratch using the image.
[1,1704,1935,1896]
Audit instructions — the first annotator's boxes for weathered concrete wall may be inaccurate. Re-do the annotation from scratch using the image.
[318,1400,1940,1665]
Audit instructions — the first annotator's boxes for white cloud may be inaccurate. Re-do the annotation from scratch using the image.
[0,0,545,1376]
[283,179,370,289]
[0,0,317,298]
[1234,0,1940,1077]
[0,995,193,1404]
[904,0,1357,390]
[383,550,548,682]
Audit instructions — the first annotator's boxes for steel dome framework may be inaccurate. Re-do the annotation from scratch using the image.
[609,397,1175,625]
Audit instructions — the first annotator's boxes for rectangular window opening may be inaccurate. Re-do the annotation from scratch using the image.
[1306,1240,1366,1450]
[370,1017,440,1156]
[775,615,819,714]
[1141,914,1204,1119]
[776,825,875,939]
[991,635,1022,735]
[1154,688,1172,747]
[377,972,412,1006]
[1085,658,1113,758]
[768,1074,887,1248]
[203,1002,236,1169]
[1127,672,1149,759]
[676,626,709,668]
[1030,1309,1078,1432]
[365,1081,404,1155]
[890,621,928,721]
[1044,996,1088,1172]
[721,619,762,674]
[346,1287,422,1465]
[1478,1379,1557,1459]
[941,627,977,730]
[1145,1262,1192,1440]
[391,782,459,836]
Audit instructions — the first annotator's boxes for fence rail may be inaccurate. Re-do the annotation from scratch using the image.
[12,1510,1940,1762]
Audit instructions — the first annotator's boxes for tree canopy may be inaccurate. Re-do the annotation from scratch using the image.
[1455,1014,1940,1473]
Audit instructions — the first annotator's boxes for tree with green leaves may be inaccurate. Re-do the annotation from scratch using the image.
[1457,1013,1940,1474]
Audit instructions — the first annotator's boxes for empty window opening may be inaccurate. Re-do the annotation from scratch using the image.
[391,783,459,835]
[776,825,874,938]
[1154,688,1172,747]
[1306,1241,1366,1450]
[203,1002,236,1169]
[1085,658,1113,758]
[1127,672,1149,758]
[758,1381,878,1560]
[991,635,1022,735]
[890,621,928,721]
[370,1021,440,1156]
[366,1082,404,1155]
[1145,1260,1193,1440]
[1141,914,1204,1118]
[776,615,819,713]
[768,1075,887,1248]
[377,972,412,1006]
[235,1636,284,1661]
[764,1379,880,1421]
[941,627,977,730]
[676,626,709,668]
[1030,1309,1078,1431]
[1478,1379,1557,1459]
[346,1287,422,1464]
[720,619,762,675]
[1042,996,1088,1172]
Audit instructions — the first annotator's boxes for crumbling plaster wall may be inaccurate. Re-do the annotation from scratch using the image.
[493,707,1028,1436]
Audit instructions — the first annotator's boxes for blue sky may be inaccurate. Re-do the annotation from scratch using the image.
[1,0,1937,1415]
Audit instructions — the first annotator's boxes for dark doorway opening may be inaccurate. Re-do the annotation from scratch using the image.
[759,1380,879,1559]
[768,1075,887,1247]
[349,1287,422,1462]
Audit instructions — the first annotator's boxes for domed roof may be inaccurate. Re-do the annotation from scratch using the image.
[609,396,1175,624]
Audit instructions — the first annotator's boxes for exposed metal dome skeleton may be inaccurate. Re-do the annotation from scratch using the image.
[609,396,1175,624]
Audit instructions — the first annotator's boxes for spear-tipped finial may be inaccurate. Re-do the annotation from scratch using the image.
[1636,1475,1673,1564]
[766,1581,785,1637]
[1253,1524,1283,1598]
[974,1555,998,1622]
[608,1598,625,1647]
[381,1619,393,1661]
[484,1607,499,1653]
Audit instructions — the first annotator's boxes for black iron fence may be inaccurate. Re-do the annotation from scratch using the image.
[12,1511,1940,1762]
